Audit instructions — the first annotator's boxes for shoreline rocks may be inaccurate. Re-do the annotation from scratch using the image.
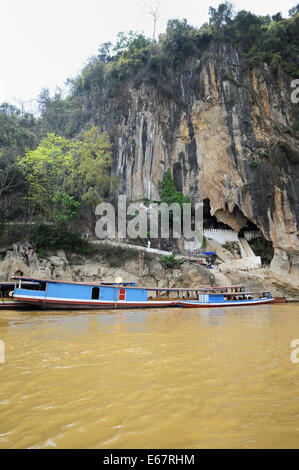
[0,242,295,297]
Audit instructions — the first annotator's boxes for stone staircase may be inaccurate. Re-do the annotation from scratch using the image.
[238,236,256,259]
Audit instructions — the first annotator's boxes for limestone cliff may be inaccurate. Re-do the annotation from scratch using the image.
[100,43,299,289]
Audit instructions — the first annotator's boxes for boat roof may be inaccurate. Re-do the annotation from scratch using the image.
[12,276,246,292]
[0,281,38,287]
[12,276,136,286]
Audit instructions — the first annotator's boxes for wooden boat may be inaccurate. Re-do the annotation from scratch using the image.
[12,276,272,309]
[179,291,272,308]
[0,282,31,309]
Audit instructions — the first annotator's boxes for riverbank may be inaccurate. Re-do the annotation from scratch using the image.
[0,241,297,300]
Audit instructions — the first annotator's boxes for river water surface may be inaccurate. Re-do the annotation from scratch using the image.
[0,304,299,449]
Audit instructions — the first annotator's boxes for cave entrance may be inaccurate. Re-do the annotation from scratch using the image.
[202,198,274,264]
[238,220,274,265]
[203,199,231,230]
[238,220,259,237]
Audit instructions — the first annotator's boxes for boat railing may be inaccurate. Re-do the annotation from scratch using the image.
[223,291,271,300]
[146,288,270,301]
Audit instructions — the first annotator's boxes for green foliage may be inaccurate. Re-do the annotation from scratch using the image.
[160,253,180,268]
[207,6,299,75]
[272,13,283,22]
[1,5,299,241]
[70,126,112,209]
[98,42,113,62]
[0,224,30,247]
[103,33,152,94]
[258,151,269,158]
[28,7,299,142]
[227,11,265,53]
[209,2,234,31]
[17,133,78,221]
[289,4,299,17]
[29,223,96,255]
[17,126,112,224]
[248,158,258,168]
[53,194,80,224]
[159,169,190,208]
[98,243,139,267]
[0,104,38,221]
[113,31,144,53]
[0,103,37,151]
[160,19,199,65]
[38,90,72,136]
[242,12,299,75]
[248,237,273,265]
[0,150,20,200]
[223,241,241,256]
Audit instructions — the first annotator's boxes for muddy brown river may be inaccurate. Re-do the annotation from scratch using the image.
[0,304,299,448]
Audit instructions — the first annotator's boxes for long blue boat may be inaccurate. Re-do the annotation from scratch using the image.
[12,276,272,309]
[0,281,41,309]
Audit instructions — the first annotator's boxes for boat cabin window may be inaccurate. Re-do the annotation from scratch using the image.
[17,281,46,291]
[91,287,100,300]
[0,285,13,297]
[37,282,46,291]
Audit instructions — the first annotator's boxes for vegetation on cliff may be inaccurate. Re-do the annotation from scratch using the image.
[2,3,292,142]
[159,169,190,208]
[34,3,299,138]
[17,126,112,224]
[0,3,298,248]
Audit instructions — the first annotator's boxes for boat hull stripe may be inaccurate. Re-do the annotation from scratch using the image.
[13,295,272,309]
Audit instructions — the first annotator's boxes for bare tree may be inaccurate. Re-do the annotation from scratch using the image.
[145,1,161,41]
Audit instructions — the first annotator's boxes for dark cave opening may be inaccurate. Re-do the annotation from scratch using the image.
[202,198,274,264]
[203,199,231,230]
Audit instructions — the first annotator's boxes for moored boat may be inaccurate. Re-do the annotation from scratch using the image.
[179,291,272,308]
[12,276,271,309]
[0,282,33,309]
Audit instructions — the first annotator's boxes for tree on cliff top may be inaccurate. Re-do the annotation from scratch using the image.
[289,4,299,16]
[209,2,234,30]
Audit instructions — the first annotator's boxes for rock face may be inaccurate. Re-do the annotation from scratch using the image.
[220,256,261,274]
[270,248,299,293]
[0,243,214,290]
[101,43,298,289]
